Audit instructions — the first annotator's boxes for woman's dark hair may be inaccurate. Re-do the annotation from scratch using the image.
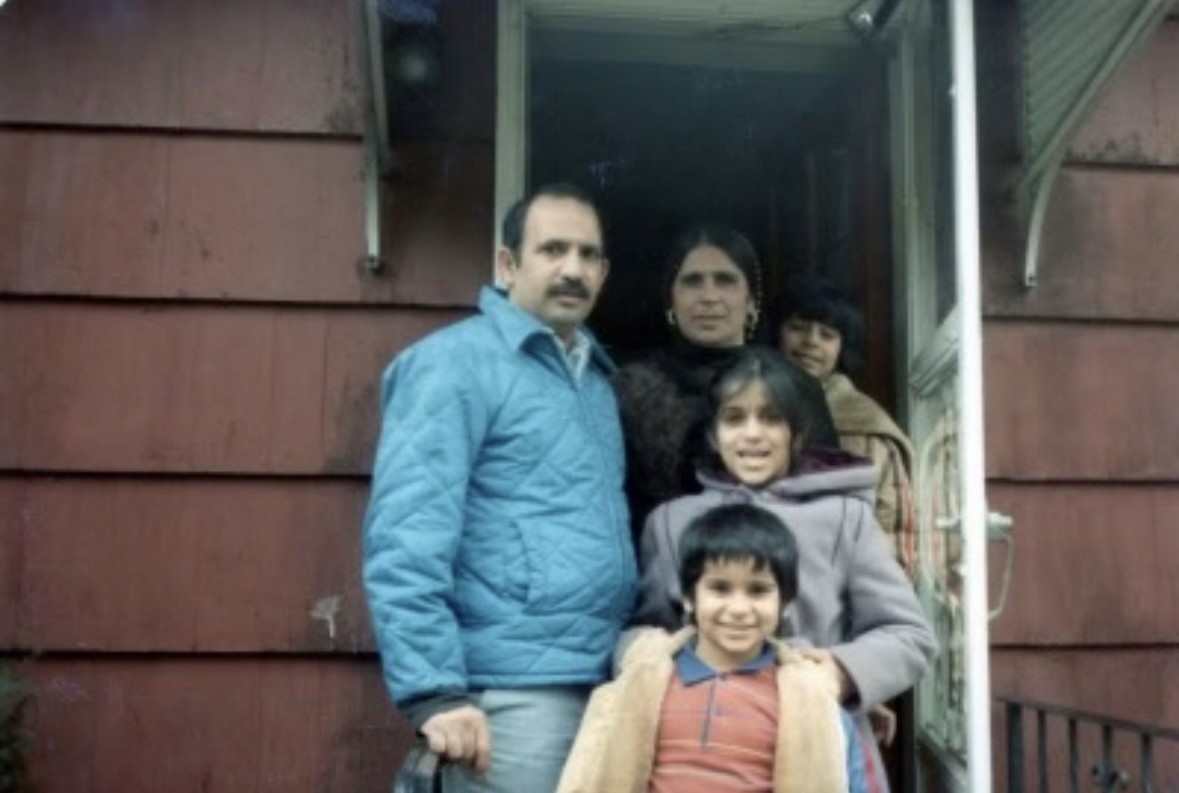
[774,276,867,375]
[704,347,826,472]
[661,223,763,314]
[677,503,799,604]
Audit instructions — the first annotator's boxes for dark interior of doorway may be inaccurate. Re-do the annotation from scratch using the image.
[529,54,897,409]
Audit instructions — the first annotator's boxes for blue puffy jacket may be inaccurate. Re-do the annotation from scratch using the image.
[363,287,638,708]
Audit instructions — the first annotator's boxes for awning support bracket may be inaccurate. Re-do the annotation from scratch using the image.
[1018,0,1171,289]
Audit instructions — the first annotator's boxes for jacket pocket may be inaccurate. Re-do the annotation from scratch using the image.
[499,519,531,603]
[453,520,530,620]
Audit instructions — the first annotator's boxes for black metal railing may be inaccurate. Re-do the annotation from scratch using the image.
[1000,697,1179,793]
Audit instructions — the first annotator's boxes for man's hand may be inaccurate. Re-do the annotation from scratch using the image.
[868,703,897,747]
[798,647,856,703]
[420,705,492,775]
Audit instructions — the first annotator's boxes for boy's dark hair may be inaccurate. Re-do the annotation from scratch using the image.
[678,503,799,604]
[773,275,867,375]
[500,182,603,257]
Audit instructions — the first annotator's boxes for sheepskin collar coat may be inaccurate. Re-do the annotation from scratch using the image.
[556,628,849,793]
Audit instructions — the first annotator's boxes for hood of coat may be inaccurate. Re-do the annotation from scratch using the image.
[696,446,878,509]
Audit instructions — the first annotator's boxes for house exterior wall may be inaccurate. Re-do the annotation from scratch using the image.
[0,1,494,789]
[981,11,1179,782]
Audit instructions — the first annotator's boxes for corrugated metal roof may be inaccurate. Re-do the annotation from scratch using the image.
[1016,0,1172,286]
[1018,0,1170,181]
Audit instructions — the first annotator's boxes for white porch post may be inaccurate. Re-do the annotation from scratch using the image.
[950,0,993,789]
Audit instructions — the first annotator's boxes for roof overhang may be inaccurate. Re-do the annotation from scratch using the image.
[1017,0,1174,286]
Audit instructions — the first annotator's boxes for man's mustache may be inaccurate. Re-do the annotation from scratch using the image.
[547,281,591,300]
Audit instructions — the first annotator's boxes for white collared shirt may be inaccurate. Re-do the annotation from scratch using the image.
[551,329,592,385]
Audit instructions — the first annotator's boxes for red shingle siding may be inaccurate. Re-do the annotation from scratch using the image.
[984,15,1179,735]
[0,0,494,788]
[984,322,1179,480]
[0,303,460,473]
[23,658,411,793]
[0,0,361,134]
[987,483,1179,646]
[4,477,376,653]
[984,169,1179,321]
[1068,21,1179,167]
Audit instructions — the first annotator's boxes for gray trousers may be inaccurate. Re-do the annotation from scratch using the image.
[441,686,590,793]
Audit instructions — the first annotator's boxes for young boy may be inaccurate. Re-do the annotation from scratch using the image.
[557,503,868,793]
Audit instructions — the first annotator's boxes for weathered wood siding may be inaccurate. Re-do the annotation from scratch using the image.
[0,0,494,789]
[983,11,1179,747]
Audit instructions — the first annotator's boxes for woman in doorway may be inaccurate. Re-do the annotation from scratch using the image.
[613,224,836,544]
[776,276,917,579]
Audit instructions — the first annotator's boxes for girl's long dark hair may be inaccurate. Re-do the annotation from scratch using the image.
[703,347,837,474]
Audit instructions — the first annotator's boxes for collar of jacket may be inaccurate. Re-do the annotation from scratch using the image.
[676,639,776,685]
[478,286,616,374]
[824,372,914,462]
[693,451,879,506]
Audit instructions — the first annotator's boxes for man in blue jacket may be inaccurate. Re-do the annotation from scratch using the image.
[363,183,637,793]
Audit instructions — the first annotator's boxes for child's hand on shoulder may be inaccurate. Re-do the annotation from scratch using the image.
[797,647,855,703]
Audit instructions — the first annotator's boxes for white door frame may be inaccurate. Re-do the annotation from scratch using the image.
[890,0,992,788]
[947,2,992,788]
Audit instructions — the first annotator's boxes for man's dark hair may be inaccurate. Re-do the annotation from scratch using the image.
[500,182,603,257]
[773,275,867,375]
[677,503,799,604]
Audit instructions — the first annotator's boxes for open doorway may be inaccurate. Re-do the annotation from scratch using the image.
[525,26,898,406]
[521,14,909,791]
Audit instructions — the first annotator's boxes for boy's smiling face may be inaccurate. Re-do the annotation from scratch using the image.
[686,557,782,670]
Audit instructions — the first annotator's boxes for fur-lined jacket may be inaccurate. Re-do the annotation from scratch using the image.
[556,628,856,793]
[629,451,935,790]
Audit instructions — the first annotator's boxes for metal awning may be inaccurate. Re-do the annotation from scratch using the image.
[1017,0,1173,286]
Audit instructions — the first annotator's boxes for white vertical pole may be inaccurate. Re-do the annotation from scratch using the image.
[495,0,528,254]
[949,0,992,790]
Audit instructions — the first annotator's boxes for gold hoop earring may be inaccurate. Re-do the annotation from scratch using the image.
[745,309,760,340]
